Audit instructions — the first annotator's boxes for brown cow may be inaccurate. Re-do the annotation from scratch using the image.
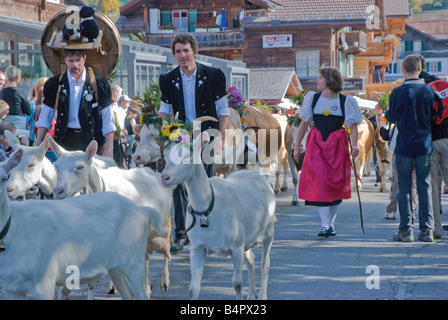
[353,119,375,191]
[240,105,283,183]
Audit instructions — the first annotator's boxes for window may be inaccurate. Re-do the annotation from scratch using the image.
[428,61,442,73]
[172,10,188,32]
[414,41,421,53]
[231,75,247,100]
[295,51,320,78]
[136,63,162,94]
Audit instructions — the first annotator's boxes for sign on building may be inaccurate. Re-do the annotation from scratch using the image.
[263,34,293,48]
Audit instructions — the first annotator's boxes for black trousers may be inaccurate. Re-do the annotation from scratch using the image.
[61,128,87,151]
[173,159,215,241]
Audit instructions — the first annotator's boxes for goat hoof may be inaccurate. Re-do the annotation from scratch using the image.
[281,187,287,192]
[291,201,299,206]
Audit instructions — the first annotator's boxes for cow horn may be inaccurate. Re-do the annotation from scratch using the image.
[194,116,219,123]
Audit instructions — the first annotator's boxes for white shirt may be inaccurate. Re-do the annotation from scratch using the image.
[158,67,230,121]
[36,68,116,136]
[299,91,362,127]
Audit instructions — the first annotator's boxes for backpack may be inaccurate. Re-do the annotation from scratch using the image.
[429,80,448,126]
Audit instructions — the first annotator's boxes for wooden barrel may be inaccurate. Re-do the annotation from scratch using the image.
[40,8,121,80]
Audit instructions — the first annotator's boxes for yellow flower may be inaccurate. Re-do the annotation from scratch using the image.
[323,110,330,116]
[161,122,183,140]
[139,114,143,124]
[169,128,182,141]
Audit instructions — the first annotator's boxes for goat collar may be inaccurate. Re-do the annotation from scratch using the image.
[0,215,11,252]
[184,185,215,234]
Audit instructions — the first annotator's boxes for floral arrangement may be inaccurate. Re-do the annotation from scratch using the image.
[156,115,193,150]
[227,86,244,110]
[377,92,390,112]
[194,23,209,29]
[136,81,161,126]
[158,23,177,31]
[286,107,301,127]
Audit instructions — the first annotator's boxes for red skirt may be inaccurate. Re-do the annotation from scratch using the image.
[298,127,352,203]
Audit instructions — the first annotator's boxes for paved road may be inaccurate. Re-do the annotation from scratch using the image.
[92,172,448,301]
[2,172,447,300]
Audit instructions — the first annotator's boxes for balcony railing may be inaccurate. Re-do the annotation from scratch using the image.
[146,30,244,49]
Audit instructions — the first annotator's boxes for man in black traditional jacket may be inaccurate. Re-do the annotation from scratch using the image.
[158,34,229,253]
[35,49,116,157]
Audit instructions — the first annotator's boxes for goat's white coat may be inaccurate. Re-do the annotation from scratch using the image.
[48,138,172,295]
[161,133,276,300]
[0,150,164,300]
[4,131,57,199]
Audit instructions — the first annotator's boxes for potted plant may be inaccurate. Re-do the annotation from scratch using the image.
[194,23,209,32]
[158,23,176,33]
[208,24,220,32]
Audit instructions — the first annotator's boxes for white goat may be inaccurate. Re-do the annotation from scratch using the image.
[4,131,57,199]
[47,137,172,296]
[132,123,162,165]
[0,149,166,300]
[161,131,276,300]
[4,131,116,200]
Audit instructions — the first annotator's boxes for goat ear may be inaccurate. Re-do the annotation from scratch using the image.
[5,149,23,173]
[85,140,98,162]
[47,136,65,157]
[37,133,51,158]
[4,130,20,150]
[134,124,142,135]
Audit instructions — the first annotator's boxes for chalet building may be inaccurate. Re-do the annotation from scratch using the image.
[242,0,410,98]
[0,0,250,99]
[116,0,254,61]
[386,9,448,82]
[117,0,409,100]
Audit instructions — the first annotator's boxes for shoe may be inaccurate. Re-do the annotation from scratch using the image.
[433,231,442,239]
[318,227,330,237]
[393,230,414,242]
[384,211,396,220]
[329,226,336,236]
[443,225,448,231]
[170,236,189,254]
[418,230,434,242]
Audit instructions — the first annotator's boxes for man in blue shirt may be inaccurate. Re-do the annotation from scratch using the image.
[385,54,435,242]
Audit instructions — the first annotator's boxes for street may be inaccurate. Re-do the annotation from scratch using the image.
[2,169,447,301]
[88,170,448,301]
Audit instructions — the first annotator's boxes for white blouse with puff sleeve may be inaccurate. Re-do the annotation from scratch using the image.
[299,91,362,127]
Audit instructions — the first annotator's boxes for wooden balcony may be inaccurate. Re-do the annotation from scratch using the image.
[357,38,396,66]
[339,31,367,55]
[146,30,245,50]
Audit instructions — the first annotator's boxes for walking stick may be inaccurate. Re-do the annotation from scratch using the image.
[347,129,365,235]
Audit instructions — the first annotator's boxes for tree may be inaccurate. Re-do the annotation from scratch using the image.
[98,0,119,16]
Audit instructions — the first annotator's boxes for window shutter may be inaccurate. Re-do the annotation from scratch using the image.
[189,9,197,32]
[438,61,442,72]
[426,62,430,72]
[421,40,426,52]
[161,10,171,26]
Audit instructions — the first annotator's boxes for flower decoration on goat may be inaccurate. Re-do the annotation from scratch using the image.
[156,115,193,150]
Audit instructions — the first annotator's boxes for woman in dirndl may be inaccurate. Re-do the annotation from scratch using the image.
[293,67,362,237]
